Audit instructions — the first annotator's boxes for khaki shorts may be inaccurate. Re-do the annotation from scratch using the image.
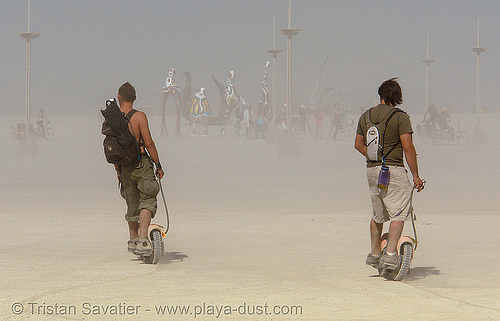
[366,165,413,223]
[120,158,160,222]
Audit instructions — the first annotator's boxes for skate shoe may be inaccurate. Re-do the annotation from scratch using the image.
[365,253,380,266]
[135,238,152,256]
[380,253,400,268]
[127,238,138,253]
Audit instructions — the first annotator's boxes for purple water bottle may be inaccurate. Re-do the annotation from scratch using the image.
[377,165,390,189]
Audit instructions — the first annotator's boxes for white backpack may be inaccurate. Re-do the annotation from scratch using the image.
[365,108,404,162]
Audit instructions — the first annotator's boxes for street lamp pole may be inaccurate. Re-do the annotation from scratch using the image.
[471,17,486,142]
[277,0,300,157]
[267,15,282,125]
[422,33,434,112]
[280,0,300,127]
[19,0,40,137]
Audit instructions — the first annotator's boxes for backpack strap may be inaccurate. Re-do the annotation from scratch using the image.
[125,109,143,143]
[368,107,394,126]
[123,109,142,159]
[125,109,138,125]
[123,109,137,136]
[381,108,405,163]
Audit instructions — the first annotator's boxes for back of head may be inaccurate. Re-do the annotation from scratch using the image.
[378,78,402,106]
[118,82,136,103]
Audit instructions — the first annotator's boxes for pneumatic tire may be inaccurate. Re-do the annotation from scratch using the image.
[392,243,413,281]
[143,230,163,264]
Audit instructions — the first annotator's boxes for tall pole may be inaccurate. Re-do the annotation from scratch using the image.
[280,0,300,127]
[19,0,39,135]
[277,0,301,157]
[422,34,434,112]
[471,17,486,141]
[268,15,282,125]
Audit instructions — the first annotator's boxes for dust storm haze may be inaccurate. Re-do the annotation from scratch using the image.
[1,1,500,320]
[2,0,500,114]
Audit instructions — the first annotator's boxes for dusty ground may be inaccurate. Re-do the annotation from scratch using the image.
[1,113,499,320]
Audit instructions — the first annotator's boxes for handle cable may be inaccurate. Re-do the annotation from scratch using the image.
[410,179,426,251]
[156,168,170,235]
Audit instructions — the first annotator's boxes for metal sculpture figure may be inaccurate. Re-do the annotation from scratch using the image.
[259,61,272,123]
[223,71,239,136]
[160,68,182,136]
[190,87,211,136]
[319,85,345,110]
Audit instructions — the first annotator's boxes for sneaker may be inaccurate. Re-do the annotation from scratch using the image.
[135,238,152,256]
[127,238,138,253]
[380,253,400,267]
[366,253,380,266]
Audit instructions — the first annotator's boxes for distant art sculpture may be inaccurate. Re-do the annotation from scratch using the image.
[223,71,239,136]
[161,68,182,136]
[259,61,272,122]
[190,87,211,136]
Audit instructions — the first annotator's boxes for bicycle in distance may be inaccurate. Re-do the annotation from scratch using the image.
[417,119,469,145]
[33,120,55,140]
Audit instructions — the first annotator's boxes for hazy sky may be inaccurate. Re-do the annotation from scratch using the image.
[2,0,500,116]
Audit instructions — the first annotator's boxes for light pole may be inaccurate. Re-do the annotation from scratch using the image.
[278,0,300,157]
[267,15,282,125]
[20,0,40,134]
[19,0,39,156]
[422,33,434,112]
[471,17,486,142]
[280,0,300,126]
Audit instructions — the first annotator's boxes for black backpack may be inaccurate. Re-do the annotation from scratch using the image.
[101,99,140,164]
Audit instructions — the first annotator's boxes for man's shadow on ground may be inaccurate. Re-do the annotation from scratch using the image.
[369,266,441,281]
[158,251,188,265]
[405,266,441,281]
[131,251,188,265]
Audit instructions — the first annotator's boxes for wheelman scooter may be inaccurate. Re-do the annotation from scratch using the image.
[135,171,170,264]
[369,180,426,281]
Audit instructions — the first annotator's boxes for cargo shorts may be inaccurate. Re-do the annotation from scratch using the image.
[120,158,160,222]
[366,165,413,223]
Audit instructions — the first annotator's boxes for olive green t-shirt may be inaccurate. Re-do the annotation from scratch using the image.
[356,104,413,167]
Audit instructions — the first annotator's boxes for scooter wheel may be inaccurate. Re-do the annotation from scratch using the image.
[143,230,163,264]
[392,243,413,281]
[377,243,413,281]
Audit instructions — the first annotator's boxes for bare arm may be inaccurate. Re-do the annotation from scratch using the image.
[137,112,164,179]
[400,133,424,191]
[354,134,366,156]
